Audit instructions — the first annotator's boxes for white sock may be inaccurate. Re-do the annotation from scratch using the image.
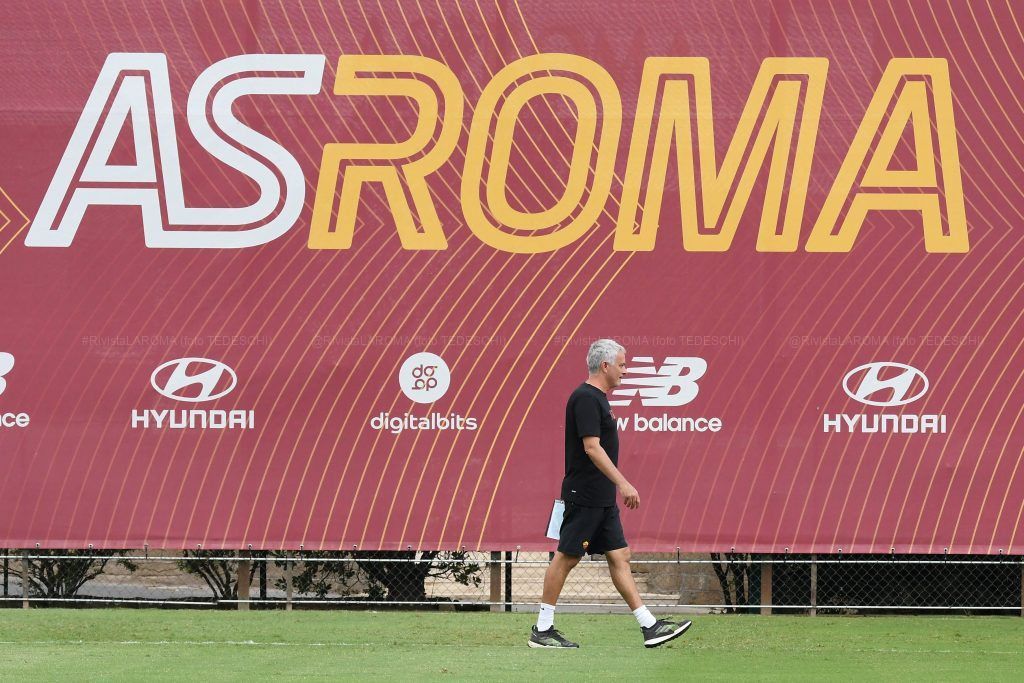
[633,605,656,628]
[537,603,556,631]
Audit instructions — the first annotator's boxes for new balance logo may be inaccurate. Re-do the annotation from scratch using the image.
[0,353,30,428]
[610,357,707,407]
[0,352,13,397]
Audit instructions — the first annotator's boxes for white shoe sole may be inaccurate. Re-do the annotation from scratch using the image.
[528,639,578,649]
[643,620,692,648]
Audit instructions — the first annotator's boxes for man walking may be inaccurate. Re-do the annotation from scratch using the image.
[529,339,692,649]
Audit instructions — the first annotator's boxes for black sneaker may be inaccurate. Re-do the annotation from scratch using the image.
[641,619,692,648]
[528,625,580,648]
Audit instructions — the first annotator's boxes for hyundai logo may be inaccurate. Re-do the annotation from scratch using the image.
[842,362,928,407]
[150,357,237,403]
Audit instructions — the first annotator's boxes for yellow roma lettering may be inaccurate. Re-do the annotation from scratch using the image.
[461,54,621,253]
[615,57,828,252]
[806,59,967,252]
[309,55,462,250]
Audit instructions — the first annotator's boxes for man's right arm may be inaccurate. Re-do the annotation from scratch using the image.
[582,436,640,509]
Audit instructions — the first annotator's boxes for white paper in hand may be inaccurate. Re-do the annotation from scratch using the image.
[546,499,565,540]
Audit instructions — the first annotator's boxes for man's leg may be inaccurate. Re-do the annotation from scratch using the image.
[529,552,582,648]
[605,547,642,610]
[541,551,580,605]
[606,547,693,647]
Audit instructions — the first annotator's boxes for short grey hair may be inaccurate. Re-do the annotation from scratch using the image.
[587,338,625,373]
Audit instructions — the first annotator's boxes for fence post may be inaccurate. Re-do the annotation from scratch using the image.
[284,558,293,612]
[21,550,30,609]
[809,554,818,617]
[504,551,513,612]
[1020,562,1023,618]
[760,558,772,616]
[489,551,501,612]
[259,551,267,600]
[237,551,251,612]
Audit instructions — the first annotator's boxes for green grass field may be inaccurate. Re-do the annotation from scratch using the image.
[1,610,1021,681]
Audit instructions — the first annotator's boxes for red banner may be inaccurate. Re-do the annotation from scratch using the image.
[0,1,1021,553]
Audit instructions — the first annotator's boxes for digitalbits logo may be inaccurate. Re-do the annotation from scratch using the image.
[371,352,474,434]
[399,352,450,403]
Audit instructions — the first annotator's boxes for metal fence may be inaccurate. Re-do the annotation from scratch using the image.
[2,549,1021,614]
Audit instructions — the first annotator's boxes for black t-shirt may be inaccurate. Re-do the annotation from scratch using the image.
[561,382,619,506]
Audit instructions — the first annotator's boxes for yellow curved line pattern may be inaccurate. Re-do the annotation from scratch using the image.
[83,0,314,544]
[435,0,636,549]
[852,0,1017,553]
[103,0,347,547]
[913,0,1024,551]
[770,0,999,552]
[452,0,647,549]
[172,0,379,547]
[282,0,481,549]
[166,0,396,547]
[776,0,919,552]
[118,0,345,545]
[855,238,1017,550]
[36,0,256,545]
[807,0,976,552]
[245,0,454,549]
[237,0,464,549]
[19,0,188,540]
[380,0,582,549]
[660,0,867,550]
[334,0,566,548]
[335,0,604,549]
[472,256,633,549]
[983,0,1024,553]
[778,0,930,551]
[892,13,1019,548]
[98,0,376,548]
[697,0,911,551]
[356,0,549,548]
[186,0,439,548]
[649,0,797,545]
[762,0,980,552]
[932,0,1024,553]
[362,0,502,549]
[301,0,527,548]
[300,0,581,549]
[212,0,474,547]
[376,0,633,549]
[941,281,1024,546]
[824,0,1007,552]
[753,2,943,553]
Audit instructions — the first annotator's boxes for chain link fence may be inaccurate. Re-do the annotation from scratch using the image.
[1,549,1021,614]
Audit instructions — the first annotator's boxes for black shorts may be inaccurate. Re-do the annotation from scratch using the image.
[557,502,628,556]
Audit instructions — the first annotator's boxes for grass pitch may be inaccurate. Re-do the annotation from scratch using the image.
[1,609,1021,681]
